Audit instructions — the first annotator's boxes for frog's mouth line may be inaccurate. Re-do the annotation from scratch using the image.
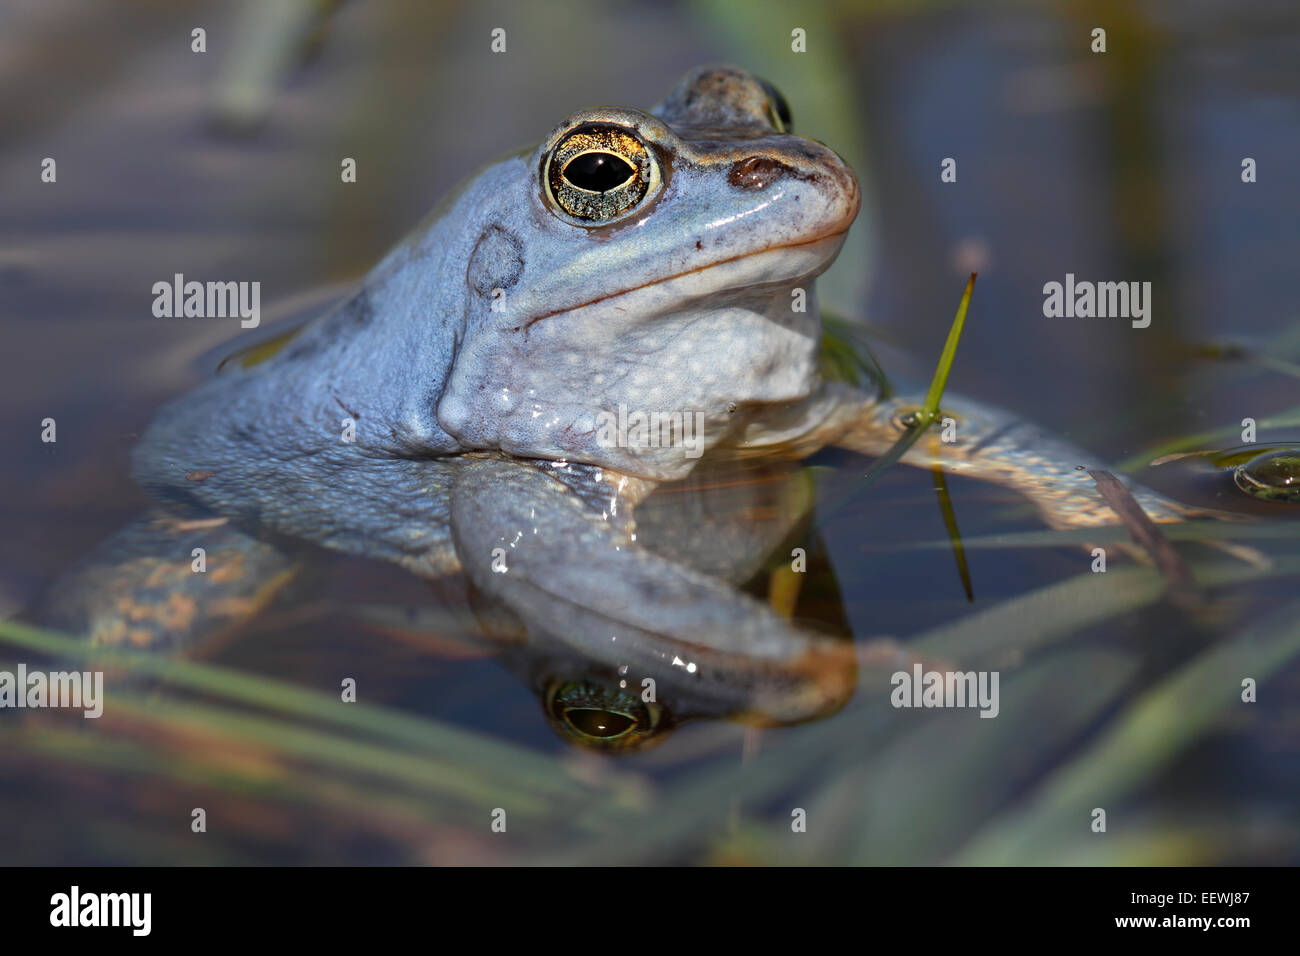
[517,229,849,331]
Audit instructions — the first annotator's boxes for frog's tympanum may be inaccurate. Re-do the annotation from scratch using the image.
[39,66,1208,751]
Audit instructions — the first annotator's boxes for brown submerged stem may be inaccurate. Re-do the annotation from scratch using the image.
[1088,468,1203,611]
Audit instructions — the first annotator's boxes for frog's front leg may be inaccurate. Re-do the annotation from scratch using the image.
[448,457,856,724]
[808,383,1204,529]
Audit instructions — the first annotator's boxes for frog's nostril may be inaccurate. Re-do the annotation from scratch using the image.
[728,156,790,191]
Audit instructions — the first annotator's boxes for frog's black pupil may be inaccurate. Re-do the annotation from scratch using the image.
[759,78,792,130]
[565,708,634,738]
[564,152,635,193]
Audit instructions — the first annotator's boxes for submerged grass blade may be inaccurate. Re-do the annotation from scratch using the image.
[952,595,1300,865]
[848,649,1138,864]
[1254,354,1300,379]
[104,693,559,815]
[0,619,584,798]
[855,420,928,490]
[909,557,1300,667]
[932,465,974,602]
[1088,468,1202,611]
[1113,406,1300,473]
[894,518,1300,551]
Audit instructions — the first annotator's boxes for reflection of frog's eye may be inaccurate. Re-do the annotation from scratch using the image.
[543,678,667,752]
[545,125,659,225]
[759,78,792,133]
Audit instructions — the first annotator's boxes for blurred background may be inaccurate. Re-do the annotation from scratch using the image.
[1,0,1298,864]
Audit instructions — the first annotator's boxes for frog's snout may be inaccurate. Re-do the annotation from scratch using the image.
[726,146,860,236]
[759,138,861,236]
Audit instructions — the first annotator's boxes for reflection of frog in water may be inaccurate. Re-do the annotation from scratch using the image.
[38,65,1208,751]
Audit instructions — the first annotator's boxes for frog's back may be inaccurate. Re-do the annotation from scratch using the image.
[127,154,527,543]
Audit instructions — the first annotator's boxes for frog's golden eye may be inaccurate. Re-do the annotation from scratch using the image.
[544,125,659,225]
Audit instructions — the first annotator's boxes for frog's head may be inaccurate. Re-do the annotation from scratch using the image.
[437,65,860,480]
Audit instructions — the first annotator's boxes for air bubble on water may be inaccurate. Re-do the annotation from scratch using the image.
[1234,449,1300,502]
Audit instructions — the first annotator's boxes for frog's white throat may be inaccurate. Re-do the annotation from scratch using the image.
[436,256,831,482]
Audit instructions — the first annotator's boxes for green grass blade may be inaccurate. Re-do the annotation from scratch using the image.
[819,274,979,521]
[920,272,976,425]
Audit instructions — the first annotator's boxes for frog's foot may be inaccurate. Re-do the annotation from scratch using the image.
[836,390,1228,530]
[31,506,298,651]
[448,458,856,725]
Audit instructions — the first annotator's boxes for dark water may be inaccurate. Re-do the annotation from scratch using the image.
[1,0,1298,864]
